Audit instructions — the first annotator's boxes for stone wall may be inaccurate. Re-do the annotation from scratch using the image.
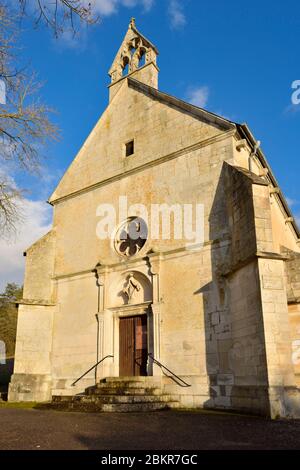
[52,137,235,277]
[281,247,300,385]
[8,231,56,401]
[199,162,300,417]
[23,230,56,302]
[226,261,269,414]
[49,78,232,203]
[282,247,300,303]
[289,303,300,386]
[48,133,235,401]
[8,304,54,402]
[197,163,270,415]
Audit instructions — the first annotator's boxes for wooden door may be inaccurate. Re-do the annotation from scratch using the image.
[134,315,147,376]
[119,315,147,376]
[119,316,135,376]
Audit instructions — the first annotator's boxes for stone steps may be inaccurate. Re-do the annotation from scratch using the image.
[99,377,162,386]
[97,381,161,388]
[87,387,162,396]
[48,400,177,413]
[53,394,178,404]
[47,376,180,413]
[101,376,161,382]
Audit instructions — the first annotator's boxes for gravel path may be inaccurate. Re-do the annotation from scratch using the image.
[0,408,300,450]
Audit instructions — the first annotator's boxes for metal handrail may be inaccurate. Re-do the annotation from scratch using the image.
[148,353,191,387]
[71,355,114,387]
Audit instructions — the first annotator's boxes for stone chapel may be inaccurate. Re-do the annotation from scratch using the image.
[9,19,300,418]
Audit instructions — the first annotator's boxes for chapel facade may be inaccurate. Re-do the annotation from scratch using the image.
[9,20,300,418]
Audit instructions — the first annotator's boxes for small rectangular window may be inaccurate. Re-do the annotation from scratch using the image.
[125,140,134,157]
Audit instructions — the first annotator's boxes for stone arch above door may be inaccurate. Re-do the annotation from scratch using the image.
[94,255,162,376]
[106,270,153,309]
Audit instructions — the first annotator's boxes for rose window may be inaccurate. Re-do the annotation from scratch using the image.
[115,217,148,257]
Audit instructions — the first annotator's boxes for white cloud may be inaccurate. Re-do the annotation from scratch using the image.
[213,109,234,121]
[88,0,154,15]
[119,0,154,11]
[286,197,298,207]
[0,189,52,292]
[285,198,300,228]
[121,0,137,7]
[89,0,119,16]
[57,0,155,48]
[284,104,300,115]
[186,86,209,108]
[168,0,186,29]
[54,26,90,52]
[0,156,61,292]
[141,0,154,12]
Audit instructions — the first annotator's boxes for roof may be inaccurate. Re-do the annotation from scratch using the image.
[128,77,235,131]
[237,123,300,239]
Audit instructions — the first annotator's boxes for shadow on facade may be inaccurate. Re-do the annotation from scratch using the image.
[195,162,271,416]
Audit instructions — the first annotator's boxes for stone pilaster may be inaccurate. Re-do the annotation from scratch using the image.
[257,256,300,418]
[148,254,163,375]
[8,303,55,402]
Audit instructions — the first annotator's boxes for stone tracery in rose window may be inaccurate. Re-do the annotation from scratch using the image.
[114,217,148,257]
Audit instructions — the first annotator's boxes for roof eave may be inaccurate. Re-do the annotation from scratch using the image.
[237,123,300,240]
[128,77,236,132]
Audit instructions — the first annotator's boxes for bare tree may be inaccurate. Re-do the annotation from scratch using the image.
[0,1,99,237]
[18,0,99,36]
[0,178,23,237]
[0,4,58,237]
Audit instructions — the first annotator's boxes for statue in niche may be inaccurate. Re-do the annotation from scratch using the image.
[122,273,141,304]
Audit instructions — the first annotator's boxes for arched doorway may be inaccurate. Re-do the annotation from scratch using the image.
[95,256,162,380]
[107,270,153,377]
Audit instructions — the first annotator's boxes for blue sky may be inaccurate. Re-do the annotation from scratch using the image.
[1,0,300,289]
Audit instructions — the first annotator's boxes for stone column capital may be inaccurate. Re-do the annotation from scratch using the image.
[147,253,163,276]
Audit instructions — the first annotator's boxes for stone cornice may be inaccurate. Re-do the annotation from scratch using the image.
[107,62,159,90]
[109,301,151,314]
[223,251,288,278]
[228,165,269,186]
[288,297,300,305]
[17,299,56,307]
[52,239,222,281]
[256,251,289,261]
